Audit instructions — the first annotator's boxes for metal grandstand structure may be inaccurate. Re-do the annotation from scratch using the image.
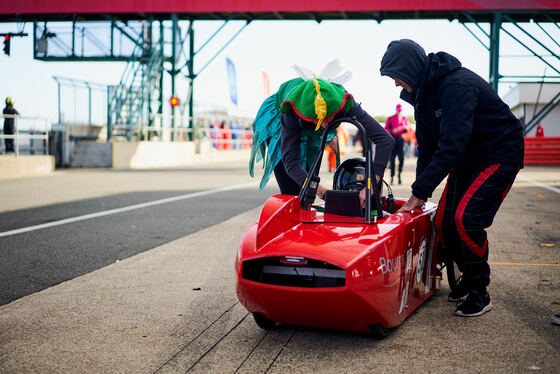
[1,1,560,139]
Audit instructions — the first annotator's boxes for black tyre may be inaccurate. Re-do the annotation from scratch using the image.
[368,324,392,339]
[445,259,462,291]
[252,313,276,330]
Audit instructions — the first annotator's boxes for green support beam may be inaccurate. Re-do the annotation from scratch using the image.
[489,12,502,92]
[188,23,194,141]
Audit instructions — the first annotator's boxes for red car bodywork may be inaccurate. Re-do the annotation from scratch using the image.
[235,194,439,333]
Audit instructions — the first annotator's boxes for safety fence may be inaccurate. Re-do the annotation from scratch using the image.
[524,136,560,164]
[0,115,50,156]
[199,125,253,150]
[111,114,254,149]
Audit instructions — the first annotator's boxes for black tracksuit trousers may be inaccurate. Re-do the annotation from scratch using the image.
[434,163,519,292]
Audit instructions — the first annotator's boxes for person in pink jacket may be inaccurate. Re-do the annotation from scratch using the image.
[384,104,410,184]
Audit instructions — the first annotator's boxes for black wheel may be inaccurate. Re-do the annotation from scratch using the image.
[252,313,276,330]
[445,259,462,291]
[368,324,392,339]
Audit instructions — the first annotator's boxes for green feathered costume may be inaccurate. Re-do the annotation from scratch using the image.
[249,77,354,190]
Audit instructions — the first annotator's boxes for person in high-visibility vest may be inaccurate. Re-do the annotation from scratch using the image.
[3,97,18,154]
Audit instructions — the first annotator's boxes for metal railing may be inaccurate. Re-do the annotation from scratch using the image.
[0,115,50,156]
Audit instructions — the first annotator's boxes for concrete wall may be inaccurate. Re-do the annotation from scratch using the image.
[511,104,560,136]
[64,124,107,141]
[504,83,560,136]
[112,140,251,169]
[0,155,54,180]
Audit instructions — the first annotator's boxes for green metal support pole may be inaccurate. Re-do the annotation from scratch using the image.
[57,81,61,124]
[489,12,501,92]
[33,22,37,59]
[188,23,194,142]
[88,86,92,124]
[171,14,178,141]
[110,21,114,58]
[147,19,152,140]
[158,21,164,121]
[72,18,76,58]
[107,85,112,141]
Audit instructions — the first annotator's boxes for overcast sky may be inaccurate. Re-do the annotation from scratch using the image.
[0,18,556,126]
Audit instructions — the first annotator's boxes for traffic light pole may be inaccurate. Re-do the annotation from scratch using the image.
[188,25,194,142]
[171,14,178,141]
[1,32,28,56]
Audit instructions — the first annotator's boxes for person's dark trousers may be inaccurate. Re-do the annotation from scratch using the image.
[434,163,519,293]
[5,138,14,153]
[4,124,14,153]
[389,136,405,179]
[273,159,302,195]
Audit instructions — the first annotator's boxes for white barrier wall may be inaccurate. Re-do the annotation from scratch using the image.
[113,141,195,169]
[112,140,251,169]
[0,155,55,179]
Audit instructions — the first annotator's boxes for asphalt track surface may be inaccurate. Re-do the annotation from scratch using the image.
[0,165,276,306]
[1,159,559,373]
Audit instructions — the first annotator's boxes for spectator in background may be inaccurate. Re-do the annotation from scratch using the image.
[325,125,350,172]
[242,122,252,149]
[404,123,416,158]
[535,123,545,137]
[3,97,19,154]
[230,120,239,149]
[385,103,410,184]
[210,121,219,149]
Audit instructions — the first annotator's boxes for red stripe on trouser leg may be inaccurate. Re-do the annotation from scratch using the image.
[434,179,449,247]
[454,164,500,258]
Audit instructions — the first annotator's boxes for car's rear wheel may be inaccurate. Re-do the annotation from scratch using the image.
[252,313,276,330]
[446,259,462,291]
[368,324,392,339]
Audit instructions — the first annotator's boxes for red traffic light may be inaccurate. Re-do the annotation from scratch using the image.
[2,35,10,56]
[169,96,179,107]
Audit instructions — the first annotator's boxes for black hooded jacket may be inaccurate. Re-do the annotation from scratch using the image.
[3,104,18,133]
[380,39,524,201]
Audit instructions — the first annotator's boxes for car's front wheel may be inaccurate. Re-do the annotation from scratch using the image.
[252,313,276,330]
[368,324,392,339]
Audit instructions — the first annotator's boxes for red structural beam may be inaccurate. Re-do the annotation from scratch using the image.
[1,1,560,16]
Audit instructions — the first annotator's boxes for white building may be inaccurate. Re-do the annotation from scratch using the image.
[503,83,560,136]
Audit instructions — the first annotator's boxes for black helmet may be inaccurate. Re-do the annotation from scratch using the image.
[333,157,367,191]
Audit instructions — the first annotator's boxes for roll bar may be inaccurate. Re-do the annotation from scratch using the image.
[298,117,383,223]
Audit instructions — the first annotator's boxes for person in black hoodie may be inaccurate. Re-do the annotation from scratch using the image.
[380,39,524,317]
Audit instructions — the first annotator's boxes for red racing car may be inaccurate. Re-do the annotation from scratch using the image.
[235,117,456,338]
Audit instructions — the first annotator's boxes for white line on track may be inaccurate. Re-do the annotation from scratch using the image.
[0,181,259,239]
[516,175,560,194]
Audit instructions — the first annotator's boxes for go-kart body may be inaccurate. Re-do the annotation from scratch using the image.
[236,116,439,333]
[235,195,438,333]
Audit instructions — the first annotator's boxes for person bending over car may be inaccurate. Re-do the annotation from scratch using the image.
[380,39,524,317]
[250,67,393,207]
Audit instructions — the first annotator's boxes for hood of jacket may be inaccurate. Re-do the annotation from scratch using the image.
[380,39,427,92]
[380,39,462,106]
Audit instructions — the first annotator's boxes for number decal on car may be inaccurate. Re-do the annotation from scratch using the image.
[416,237,426,284]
